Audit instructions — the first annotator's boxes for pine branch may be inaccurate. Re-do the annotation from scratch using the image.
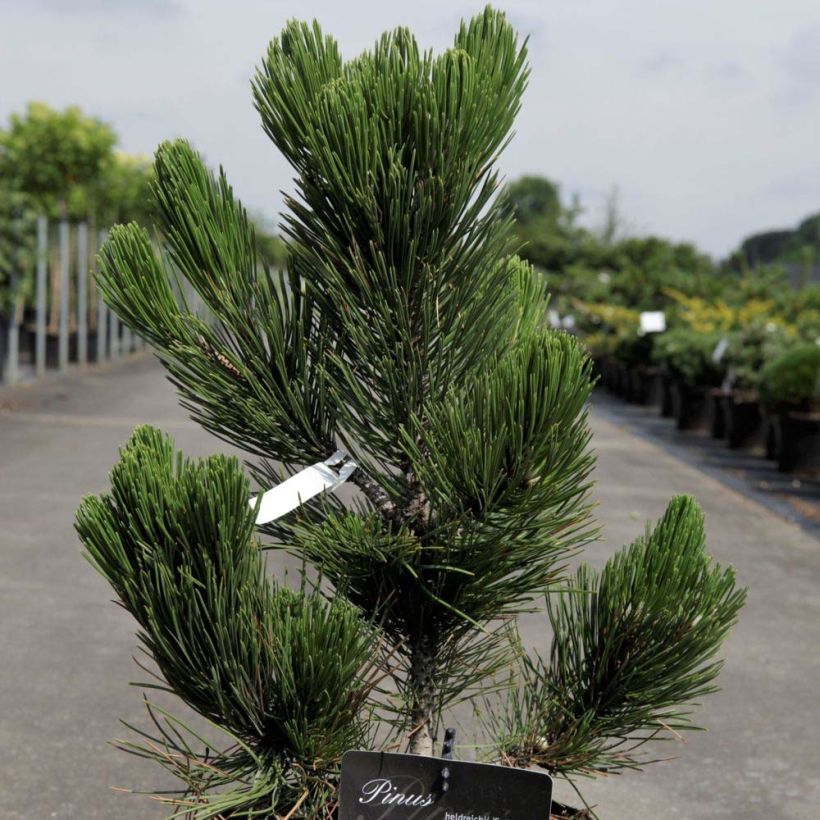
[490,495,746,778]
[96,149,337,467]
[349,470,397,516]
[75,427,381,815]
[253,7,530,480]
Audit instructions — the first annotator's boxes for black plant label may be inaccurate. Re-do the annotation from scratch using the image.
[339,751,553,820]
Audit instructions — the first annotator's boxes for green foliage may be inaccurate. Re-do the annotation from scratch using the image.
[98,140,337,468]
[493,496,745,777]
[724,320,793,391]
[504,174,592,274]
[80,8,745,817]
[553,231,716,311]
[569,301,641,361]
[0,187,37,312]
[0,102,156,227]
[652,327,724,387]
[794,309,820,344]
[760,343,820,410]
[506,175,563,224]
[252,9,531,476]
[76,427,377,817]
[95,151,156,226]
[772,284,820,340]
[254,225,289,269]
[292,328,595,711]
[405,330,592,528]
[0,102,116,219]
[733,264,790,301]
[594,237,716,310]
[504,175,586,271]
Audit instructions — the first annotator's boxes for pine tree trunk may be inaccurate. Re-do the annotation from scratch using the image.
[407,640,436,756]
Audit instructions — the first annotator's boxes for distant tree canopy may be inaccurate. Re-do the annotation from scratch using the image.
[737,212,820,267]
[0,102,117,220]
[504,174,586,271]
[95,152,155,227]
[740,230,796,266]
[506,175,562,224]
[0,102,288,265]
[506,174,717,309]
[0,102,159,229]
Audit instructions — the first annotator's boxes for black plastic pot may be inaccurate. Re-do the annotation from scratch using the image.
[589,357,603,383]
[771,410,820,472]
[599,357,617,392]
[763,410,778,461]
[626,366,659,406]
[659,372,675,418]
[722,392,761,449]
[22,327,99,367]
[609,362,629,398]
[708,388,729,439]
[0,313,8,383]
[671,381,708,430]
[624,366,641,403]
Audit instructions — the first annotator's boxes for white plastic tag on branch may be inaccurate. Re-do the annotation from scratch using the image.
[713,337,729,363]
[639,311,666,335]
[249,451,357,525]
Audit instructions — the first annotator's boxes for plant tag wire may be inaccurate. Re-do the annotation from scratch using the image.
[249,450,357,524]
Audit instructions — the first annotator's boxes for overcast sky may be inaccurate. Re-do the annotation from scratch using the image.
[1,0,819,257]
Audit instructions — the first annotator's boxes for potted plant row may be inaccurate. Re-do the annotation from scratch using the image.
[759,343,820,472]
[588,312,820,476]
[651,328,724,430]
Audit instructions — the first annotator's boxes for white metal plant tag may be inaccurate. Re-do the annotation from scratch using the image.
[249,450,357,524]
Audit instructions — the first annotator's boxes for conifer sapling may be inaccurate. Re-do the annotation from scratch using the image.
[76,7,745,818]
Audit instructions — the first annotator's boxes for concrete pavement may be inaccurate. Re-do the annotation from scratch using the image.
[0,356,817,819]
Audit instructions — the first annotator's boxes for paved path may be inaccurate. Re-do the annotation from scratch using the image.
[0,357,818,819]
[591,390,820,540]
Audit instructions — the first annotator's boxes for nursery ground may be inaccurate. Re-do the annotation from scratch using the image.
[591,389,820,540]
[0,355,817,819]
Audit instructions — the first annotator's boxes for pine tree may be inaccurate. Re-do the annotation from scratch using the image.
[75,8,745,818]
